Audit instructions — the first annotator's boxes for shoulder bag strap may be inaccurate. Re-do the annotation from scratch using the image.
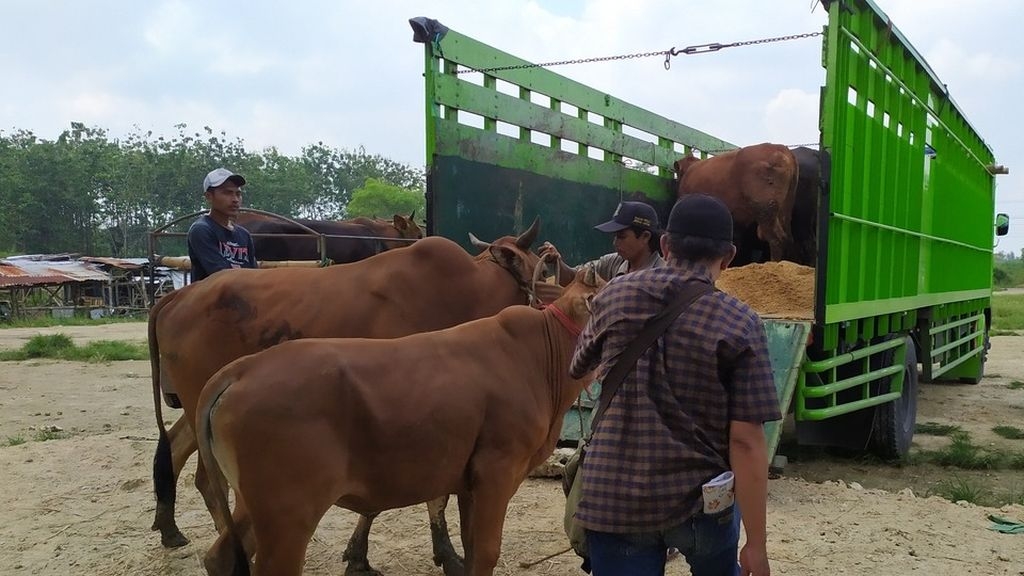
[586,279,713,441]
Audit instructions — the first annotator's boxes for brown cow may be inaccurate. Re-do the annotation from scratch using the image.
[232,212,423,264]
[150,220,544,576]
[352,213,423,251]
[196,266,603,576]
[674,143,799,262]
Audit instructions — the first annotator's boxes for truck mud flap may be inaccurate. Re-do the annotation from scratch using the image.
[763,320,812,460]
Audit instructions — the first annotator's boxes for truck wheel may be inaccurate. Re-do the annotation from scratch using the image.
[871,336,918,460]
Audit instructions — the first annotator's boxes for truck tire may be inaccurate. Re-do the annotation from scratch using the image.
[871,336,918,460]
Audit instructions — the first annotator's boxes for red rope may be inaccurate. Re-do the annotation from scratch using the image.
[543,304,583,338]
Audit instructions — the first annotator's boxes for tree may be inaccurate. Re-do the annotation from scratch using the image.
[346,178,425,220]
[0,122,425,257]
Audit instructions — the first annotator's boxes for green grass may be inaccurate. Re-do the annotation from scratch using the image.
[931,434,1002,469]
[1010,452,1024,470]
[933,475,989,504]
[0,333,148,362]
[1009,381,1024,390]
[994,426,1024,440]
[916,422,963,436]
[916,431,1024,471]
[992,293,1024,331]
[5,435,26,446]
[930,478,1024,507]
[1,315,145,329]
[1004,485,1024,506]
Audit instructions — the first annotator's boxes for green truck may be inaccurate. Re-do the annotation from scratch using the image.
[411,0,1009,460]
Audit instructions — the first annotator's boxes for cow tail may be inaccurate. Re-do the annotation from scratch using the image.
[150,291,177,510]
[197,373,250,576]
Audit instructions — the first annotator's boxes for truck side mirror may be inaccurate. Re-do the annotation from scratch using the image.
[996,213,1010,237]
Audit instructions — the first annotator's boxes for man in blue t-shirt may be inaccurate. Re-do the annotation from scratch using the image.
[187,168,258,282]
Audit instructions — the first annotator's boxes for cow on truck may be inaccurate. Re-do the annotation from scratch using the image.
[674,143,800,265]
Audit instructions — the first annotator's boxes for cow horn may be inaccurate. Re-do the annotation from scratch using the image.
[409,210,416,220]
[468,233,492,250]
[584,264,597,286]
[515,216,540,249]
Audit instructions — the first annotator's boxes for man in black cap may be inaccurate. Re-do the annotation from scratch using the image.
[540,200,664,286]
[569,194,780,576]
[186,167,258,283]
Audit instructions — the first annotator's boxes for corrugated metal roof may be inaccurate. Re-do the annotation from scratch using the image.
[79,256,148,270]
[0,258,112,287]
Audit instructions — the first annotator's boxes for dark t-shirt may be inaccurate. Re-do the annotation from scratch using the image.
[186,215,257,282]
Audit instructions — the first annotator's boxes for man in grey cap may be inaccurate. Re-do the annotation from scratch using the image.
[569,194,779,576]
[540,200,664,286]
[186,167,258,283]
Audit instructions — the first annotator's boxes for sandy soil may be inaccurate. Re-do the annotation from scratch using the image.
[0,323,1022,575]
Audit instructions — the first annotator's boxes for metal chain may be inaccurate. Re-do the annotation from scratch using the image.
[454,31,822,74]
[454,50,671,74]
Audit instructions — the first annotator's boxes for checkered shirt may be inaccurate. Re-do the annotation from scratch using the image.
[569,261,781,533]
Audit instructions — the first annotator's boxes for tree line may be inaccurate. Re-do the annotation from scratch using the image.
[0,122,425,258]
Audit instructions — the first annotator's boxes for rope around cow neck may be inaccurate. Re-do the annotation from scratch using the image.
[544,304,583,338]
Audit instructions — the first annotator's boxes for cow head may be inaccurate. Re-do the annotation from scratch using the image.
[391,213,424,240]
[468,217,544,298]
[673,154,701,179]
[553,264,605,328]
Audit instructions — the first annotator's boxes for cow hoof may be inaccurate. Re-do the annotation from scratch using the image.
[161,530,190,549]
[343,566,382,576]
[440,556,465,576]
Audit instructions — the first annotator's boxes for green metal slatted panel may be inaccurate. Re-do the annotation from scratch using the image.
[820,0,996,325]
[419,26,736,262]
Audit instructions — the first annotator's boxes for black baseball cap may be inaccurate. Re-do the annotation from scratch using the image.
[594,201,660,233]
[667,194,733,241]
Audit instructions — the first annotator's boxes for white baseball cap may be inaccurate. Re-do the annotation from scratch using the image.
[203,168,246,191]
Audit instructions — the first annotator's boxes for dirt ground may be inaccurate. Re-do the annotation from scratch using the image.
[0,323,1022,575]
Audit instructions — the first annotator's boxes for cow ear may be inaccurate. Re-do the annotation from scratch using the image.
[393,215,407,230]
[488,244,522,272]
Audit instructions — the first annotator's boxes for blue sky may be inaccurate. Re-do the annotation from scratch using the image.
[2,0,1021,252]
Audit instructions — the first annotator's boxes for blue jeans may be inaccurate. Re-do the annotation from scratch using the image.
[585,506,741,576]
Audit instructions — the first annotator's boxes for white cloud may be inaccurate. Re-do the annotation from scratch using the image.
[764,89,820,147]
[926,38,1021,82]
[143,0,195,53]
[2,0,1022,250]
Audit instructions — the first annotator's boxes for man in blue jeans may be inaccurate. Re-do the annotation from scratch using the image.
[570,194,781,576]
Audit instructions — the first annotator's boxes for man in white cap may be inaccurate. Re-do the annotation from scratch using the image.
[186,167,258,283]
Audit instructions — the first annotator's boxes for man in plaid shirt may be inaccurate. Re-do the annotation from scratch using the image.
[570,194,781,576]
